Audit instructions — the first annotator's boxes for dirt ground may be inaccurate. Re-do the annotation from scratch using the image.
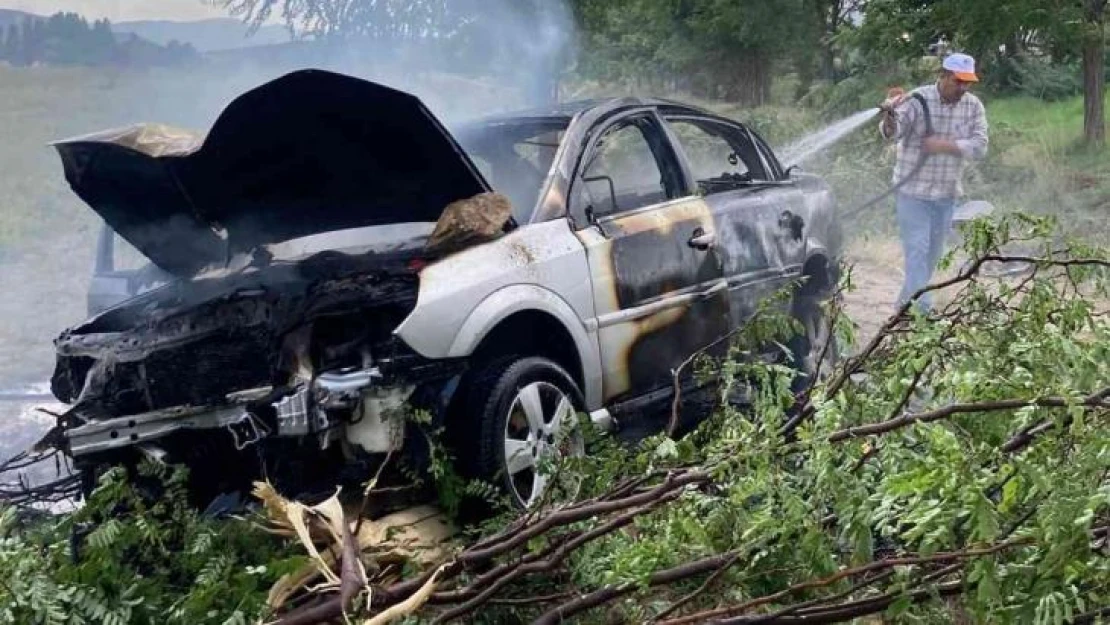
[840,237,907,345]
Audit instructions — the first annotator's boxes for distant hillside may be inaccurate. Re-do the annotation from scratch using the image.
[0,8,39,28]
[112,18,290,52]
[1,11,198,69]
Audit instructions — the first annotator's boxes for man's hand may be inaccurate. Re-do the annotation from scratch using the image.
[923,136,961,156]
[878,88,906,139]
[879,87,906,114]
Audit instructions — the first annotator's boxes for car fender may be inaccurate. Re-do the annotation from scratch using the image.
[447,284,602,407]
[393,218,603,408]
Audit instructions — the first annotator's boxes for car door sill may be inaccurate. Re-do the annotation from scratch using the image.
[588,280,728,330]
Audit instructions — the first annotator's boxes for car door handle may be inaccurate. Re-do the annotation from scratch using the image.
[688,228,716,251]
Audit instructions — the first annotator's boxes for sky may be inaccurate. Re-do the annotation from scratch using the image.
[0,0,235,22]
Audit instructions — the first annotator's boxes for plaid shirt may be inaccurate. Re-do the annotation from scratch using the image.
[879,83,989,200]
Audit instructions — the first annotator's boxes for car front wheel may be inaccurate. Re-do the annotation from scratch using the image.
[460,356,586,509]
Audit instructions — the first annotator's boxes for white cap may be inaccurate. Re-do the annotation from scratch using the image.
[942,53,979,82]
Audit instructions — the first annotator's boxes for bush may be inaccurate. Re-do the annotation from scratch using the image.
[0,462,303,625]
[986,54,1082,101]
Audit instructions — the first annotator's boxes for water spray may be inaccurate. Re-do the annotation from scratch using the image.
[782,92,935,220]
[779,107,881,169]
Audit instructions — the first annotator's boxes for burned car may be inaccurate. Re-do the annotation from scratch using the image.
[45,69,841,509]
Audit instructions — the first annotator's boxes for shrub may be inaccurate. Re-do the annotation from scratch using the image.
[0,461,303,625]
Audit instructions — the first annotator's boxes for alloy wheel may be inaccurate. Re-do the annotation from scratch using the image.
[502,381,584,508]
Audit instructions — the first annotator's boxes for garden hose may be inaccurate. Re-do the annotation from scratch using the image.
[839,92,934,220]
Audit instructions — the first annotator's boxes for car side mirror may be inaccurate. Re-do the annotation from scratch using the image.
[583,174,618,219]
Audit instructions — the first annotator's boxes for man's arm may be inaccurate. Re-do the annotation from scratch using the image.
[955,98,989,160]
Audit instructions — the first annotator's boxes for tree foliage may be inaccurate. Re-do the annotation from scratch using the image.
[0,461,303,624]
[852,0,1107,144]
[568,0,857,104]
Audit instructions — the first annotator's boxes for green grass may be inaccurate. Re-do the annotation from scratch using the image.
[986,92,1109,152]
[973,92,1110,238]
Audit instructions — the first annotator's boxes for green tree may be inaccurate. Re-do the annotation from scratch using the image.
[795,0,865,94]
[1078,0,1106,144]
[569,0,818,105]
[854,0,1106,146]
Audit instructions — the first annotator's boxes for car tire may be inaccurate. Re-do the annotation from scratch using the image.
[455,356,586,510]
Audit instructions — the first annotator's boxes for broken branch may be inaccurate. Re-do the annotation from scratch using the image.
[827,387,1110,442]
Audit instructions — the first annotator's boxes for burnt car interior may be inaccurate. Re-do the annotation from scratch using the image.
[577,114,686,219]
[663,115,771,193]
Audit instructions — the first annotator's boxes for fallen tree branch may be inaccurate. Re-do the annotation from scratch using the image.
[739,569,901,624]
[272,514,367,625]
[369,469,707,613]
[827,387,1110,443]
[1001,389,1110,453]
[431,493,680,623]
[457,470,706,567]
[782,252,1109,437]
[660,538,1030,625]
[533,550,745,625]
[649,551,744,622]
[733,579,965,624]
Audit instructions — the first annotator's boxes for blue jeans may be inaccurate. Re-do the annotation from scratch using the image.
[896,193,955,312]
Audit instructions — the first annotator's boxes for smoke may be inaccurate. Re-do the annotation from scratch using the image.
[140,1,579,130]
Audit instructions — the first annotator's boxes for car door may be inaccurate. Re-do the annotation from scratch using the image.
[570,110,730,404]
[659,113,808,328]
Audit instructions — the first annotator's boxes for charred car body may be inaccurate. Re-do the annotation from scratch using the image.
[46,69,841,509]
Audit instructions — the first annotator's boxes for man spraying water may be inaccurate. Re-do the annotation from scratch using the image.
[878,52,989,312]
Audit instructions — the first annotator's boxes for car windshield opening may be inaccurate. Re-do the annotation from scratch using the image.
[455,119,568,224]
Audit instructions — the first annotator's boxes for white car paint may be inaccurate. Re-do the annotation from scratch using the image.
[393,218,604,409]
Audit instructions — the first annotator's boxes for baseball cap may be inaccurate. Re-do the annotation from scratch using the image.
[942,53,979,82]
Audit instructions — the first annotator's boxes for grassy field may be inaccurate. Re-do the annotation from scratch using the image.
[977,94,1110,234]
[0,65,1105,385]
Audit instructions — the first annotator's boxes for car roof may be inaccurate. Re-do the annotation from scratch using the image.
[467,96,719,126]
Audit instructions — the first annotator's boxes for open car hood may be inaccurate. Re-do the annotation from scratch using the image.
[52,69,492,277]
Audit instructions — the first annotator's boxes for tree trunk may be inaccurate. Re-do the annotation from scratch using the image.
[727,53,771,106]
[819,0,840,81]
[820,44,837,81]
[1082,0,1106,146]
